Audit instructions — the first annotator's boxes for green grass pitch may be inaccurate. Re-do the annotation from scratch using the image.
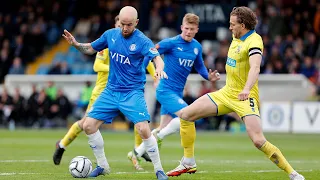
[0,129,319,179]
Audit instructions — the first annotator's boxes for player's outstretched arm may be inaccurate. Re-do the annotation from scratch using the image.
[62,29,96,55]
[152,56,168,79]
[238,54,261,101]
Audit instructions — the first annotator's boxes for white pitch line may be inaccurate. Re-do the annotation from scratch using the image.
[0,170,313,176]
[109,159,320,164]
[0,160,49,162]
[1,159,319,164]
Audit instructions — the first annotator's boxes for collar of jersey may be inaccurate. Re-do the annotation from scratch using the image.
[239,30,255,41]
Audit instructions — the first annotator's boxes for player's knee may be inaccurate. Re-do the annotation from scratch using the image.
[135,122,150,139]
[77,117,86,129]
[180,110,196,122]
[82,118,96,134]
[252,138,266,148]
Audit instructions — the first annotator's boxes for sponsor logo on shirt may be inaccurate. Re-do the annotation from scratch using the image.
[179,58,194,67]
[110,51,131,65]
[226,57,236,67]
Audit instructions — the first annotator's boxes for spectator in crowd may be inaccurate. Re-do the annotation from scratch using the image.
[10,87,26,125]
[27,84,39,127]
[45,81,57,101]
[8,57,25,74]
[36,88,51,128]
[77,81,93,111]
[0,88,13,126]
[183,84,196,105]
[300,56,318,83]
[48,88,72,127]
[198,81,211,98]
[48,62,71,75]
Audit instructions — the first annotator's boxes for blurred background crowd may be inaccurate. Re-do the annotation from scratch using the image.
[0,0,319,130]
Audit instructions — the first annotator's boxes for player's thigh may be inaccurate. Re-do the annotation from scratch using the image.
[85,89,103,114]
[87,89,119,124]
[231,97,260,119]
[119,90,150,124]
[159,114,173,129]
[205,91,233,116]
[156,89,187,117]
[243,115,266,147]
[230,98,265,145]
[179,92,230,121]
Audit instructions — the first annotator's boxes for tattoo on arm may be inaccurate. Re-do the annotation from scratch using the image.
[76,43,93,55]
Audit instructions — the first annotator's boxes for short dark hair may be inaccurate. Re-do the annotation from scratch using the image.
[230,7,257,30]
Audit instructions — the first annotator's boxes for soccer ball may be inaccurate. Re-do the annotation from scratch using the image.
[69,156,93,178]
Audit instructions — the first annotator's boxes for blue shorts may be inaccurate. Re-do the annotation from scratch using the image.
[156,89,188,118]
[87,88,150,124]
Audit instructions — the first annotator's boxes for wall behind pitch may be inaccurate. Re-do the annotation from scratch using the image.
[261,102,291,133]
[292,102,320,133]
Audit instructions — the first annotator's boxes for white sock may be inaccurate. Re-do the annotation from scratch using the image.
[144,135,163,172]
[87,130,109,169]
[135,142,145,157]
[157,117,180,139]
[59,142,65,149]
[182,157,196,166]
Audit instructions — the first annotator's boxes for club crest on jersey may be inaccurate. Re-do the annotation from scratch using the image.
[235,45,241,54]
[194,48,199,55]
[129,44,136,51]
[149,47,159,54]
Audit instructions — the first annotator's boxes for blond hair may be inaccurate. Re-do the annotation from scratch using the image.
[230,6,257,30]
[183,13,199,26]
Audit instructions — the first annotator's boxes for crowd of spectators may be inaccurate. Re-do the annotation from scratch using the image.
[0,83,72,128]
[1,0,320,129]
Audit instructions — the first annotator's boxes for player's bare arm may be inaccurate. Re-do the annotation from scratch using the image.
[62,29,96,55]
[153,56,168,79]
[238,54,261,101]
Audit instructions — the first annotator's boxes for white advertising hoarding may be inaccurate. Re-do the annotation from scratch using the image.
[261,102,291,132]
[292,102,320,133]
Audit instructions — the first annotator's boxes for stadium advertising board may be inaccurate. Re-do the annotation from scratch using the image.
[292,102,320,133]
[181,2,234,32]
[261,102,291,133]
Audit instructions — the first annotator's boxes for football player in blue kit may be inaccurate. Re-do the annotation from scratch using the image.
[127,13,220,172]
[62,6,168,180]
